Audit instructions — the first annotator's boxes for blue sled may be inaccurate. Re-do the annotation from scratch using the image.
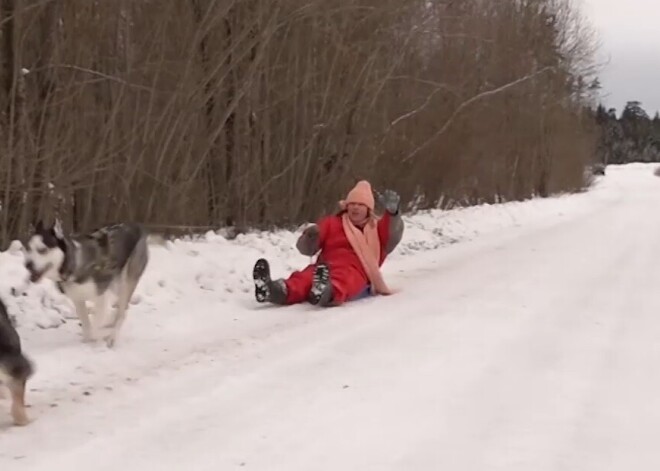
[348,285,372,302]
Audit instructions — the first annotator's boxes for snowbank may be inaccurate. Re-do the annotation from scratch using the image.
[0,170,621,332]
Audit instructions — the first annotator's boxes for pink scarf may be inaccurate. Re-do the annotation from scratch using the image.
[341,213,392,295]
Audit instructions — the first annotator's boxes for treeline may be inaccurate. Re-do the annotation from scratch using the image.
[595,101,660,164]
[0,0,599,247]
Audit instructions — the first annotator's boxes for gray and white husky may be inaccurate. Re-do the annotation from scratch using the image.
[23,221,149,347]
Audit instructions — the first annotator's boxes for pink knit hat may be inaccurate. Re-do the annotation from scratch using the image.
[339,180,375,211]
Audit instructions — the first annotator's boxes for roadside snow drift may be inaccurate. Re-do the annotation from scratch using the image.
[0,170,617,331]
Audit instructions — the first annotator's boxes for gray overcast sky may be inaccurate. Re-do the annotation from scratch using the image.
[583,0,660,116]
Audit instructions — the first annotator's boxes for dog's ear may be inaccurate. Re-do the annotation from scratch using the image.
[35,220,44,233]
[52,218,64,240]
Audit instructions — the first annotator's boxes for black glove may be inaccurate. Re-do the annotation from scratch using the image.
[302,224,319,237]
[376,189,401,215]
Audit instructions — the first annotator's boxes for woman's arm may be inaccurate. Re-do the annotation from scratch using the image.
[296,217,331,256]
[377,189,404,255]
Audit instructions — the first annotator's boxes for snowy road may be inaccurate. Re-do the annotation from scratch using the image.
[1,165,660,470]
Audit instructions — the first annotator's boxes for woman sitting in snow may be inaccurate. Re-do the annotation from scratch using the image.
[252,180,404,307]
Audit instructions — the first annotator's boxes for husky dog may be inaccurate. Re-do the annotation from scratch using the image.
[0,297,34,426]
[24,221,149,348]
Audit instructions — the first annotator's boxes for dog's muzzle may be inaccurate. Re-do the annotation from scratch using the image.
[25,261,48,283]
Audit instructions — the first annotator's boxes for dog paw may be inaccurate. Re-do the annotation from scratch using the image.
[81,326,96,342]
[11,409,30,426]
[101,329,118,348]
[13,416,30,426]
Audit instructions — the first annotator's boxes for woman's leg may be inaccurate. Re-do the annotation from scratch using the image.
[254,259,368,307]
[254,259,314,305]
[309,263,369,306]
[283,264,316,304]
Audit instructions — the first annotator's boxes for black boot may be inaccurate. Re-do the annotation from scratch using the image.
[253,258,288,305]
[308,263,333,306]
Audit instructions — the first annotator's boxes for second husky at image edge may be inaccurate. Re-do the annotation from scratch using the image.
[0,297,34,426]
[23,221,149,348]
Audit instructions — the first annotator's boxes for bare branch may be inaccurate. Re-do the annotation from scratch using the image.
[402,66,556,163]
[28,64,154,92]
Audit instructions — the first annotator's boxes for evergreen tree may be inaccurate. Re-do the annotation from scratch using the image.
[594,100,660,164]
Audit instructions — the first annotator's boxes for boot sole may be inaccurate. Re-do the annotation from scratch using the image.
[309,263,331,306]
[253,258,271,303]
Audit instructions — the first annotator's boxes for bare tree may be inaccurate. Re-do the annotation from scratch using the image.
[0,0,600,247]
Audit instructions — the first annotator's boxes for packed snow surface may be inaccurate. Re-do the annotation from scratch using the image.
[1,163,659,470]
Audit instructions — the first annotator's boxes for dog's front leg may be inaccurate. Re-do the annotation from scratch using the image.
[8,379,29,426]
[73,299,94,342]
[93,291,112,336]
[104,282,132,348]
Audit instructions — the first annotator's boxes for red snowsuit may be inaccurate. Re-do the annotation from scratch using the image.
[284,212,395,305]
